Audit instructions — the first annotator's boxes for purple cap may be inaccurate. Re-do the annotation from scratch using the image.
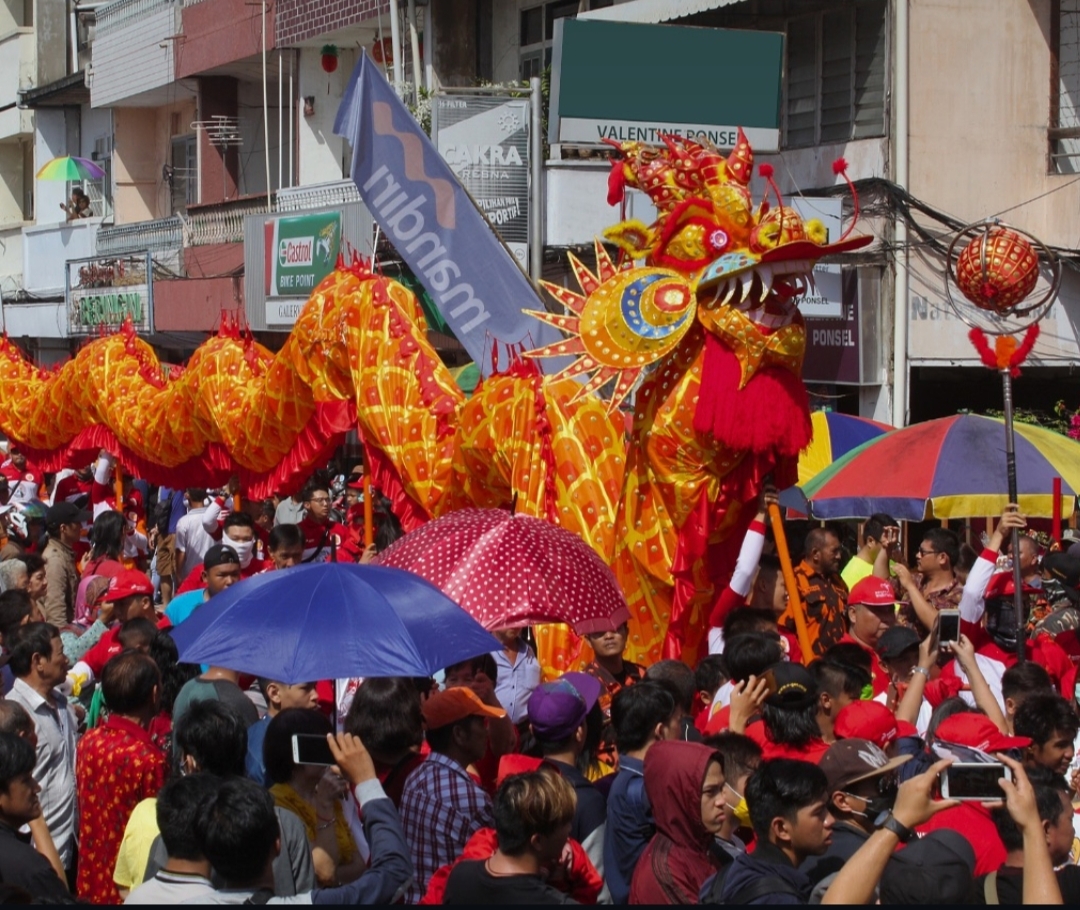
[527,672,602,742]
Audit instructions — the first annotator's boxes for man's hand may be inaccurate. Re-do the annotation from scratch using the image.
[988,754,1041,831]
[359,544,378,565]
[756,483,779,520]
[946,633,976,669]
[327,732,377,788]
[729,675,769,734]
[891,757,960,830]
[96,598,116,627]
[990,505,1027,551]
[893,562,916,591]
[880,525,901,553]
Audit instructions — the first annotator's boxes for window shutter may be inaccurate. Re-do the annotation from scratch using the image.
[820,9,854,144]
[785,16,818,148]
[854,0,887,139]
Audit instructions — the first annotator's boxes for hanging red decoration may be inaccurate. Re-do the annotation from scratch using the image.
[955,227,1040,314]
[320,45,339,74]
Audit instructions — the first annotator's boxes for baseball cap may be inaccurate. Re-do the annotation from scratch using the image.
[819,737,911,794]
[346,479,365,490]
[879,829,976,904]
[934,712,1031,752]
[101,569,155,602]
[422,686,506,730]
[763,662,818,710]
[527,672,602,742]
[984,573,1041,599]
[45,501,91,527]
[833,700,900,749]
[848,576,897,607]
[876,625,920,660]
[203,543,240,570]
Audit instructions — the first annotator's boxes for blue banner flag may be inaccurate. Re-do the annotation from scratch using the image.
[335,53,563,376]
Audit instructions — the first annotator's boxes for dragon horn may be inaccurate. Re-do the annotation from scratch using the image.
[832,158,860,243]
[726,127,753,185]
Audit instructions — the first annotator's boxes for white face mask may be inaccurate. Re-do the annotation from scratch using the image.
[227,537,255,568]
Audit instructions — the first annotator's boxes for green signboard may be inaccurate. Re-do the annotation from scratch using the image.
[264,212,341,298]
[69,286,149,332]
[550,19,784,151]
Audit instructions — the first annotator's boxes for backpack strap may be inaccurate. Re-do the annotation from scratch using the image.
[244,888,275,905]
[983,870,1000,905]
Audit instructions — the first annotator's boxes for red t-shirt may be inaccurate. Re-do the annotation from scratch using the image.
[298,517,349,563]
[83,616,172,676]
[53,474,92,503]
[917,803,1005,876]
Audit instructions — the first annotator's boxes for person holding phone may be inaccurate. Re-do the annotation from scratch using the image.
[263,709,367,887]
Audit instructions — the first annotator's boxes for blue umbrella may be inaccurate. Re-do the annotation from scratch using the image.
[169,563,500,682]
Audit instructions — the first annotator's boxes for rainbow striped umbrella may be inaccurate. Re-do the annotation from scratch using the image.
[798,411,892,487]
[36,156,105,181]
[787,413,1080,520]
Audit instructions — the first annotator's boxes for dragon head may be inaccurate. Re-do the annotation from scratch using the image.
[525,129,872,410]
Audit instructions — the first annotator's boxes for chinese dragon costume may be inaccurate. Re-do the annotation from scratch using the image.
[0,130,870,667]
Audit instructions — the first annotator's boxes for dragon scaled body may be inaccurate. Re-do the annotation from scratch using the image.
[0,130,869,668]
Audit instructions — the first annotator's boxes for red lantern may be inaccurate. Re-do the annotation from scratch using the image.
[320,45,339,74]
[955,227,1040,314]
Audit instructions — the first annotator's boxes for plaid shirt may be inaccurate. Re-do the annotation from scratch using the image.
[399,751,494,903]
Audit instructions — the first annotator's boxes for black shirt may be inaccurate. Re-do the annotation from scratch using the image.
[545,760,607,846]
[0,820,72,903]
[975,863,1080,904]
[442,859,577,905]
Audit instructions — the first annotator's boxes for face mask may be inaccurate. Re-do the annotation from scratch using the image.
[839,792,895,820]
[726,784,751,827]
[228,538,255,568]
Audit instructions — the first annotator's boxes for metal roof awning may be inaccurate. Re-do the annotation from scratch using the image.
[579,0,742,23]
[20,72,90,108]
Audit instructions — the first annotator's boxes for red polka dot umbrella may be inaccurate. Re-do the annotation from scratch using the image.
[376,507,631,633]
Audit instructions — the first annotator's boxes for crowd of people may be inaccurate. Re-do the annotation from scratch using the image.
[0,446,1078,904]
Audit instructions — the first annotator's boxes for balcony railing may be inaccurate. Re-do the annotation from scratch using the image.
[97,216,182,257]
[183,196,273,246]
[96,0,174,35]
[276,180,361,212]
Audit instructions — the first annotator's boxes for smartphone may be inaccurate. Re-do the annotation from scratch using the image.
[940,762,1011,801]
[939,609,961,649]
[292,734,335,766]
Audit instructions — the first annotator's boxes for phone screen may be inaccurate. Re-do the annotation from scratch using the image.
[292,734,335,766]
[939,611,961,645]
[943,763,1006,801]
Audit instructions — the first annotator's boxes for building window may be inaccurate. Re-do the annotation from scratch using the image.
[519,0,613,80]
[1052,0,1080,173]
[783,1,886,149]
[169,135,197,215]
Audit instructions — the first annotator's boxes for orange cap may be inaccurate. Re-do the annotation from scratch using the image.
[422,686,506,730]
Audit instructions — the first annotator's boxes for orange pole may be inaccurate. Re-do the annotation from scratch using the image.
[768,502,813,665]
[114,463,123,511]
[1053,476,1062,542]
[233,489,242,512]
[362,473,374,549]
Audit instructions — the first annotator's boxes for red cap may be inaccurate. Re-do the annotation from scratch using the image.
[101,569,154,602]
[346,479,365,490]
[834,700,898,748]
[935,712,1031,752]
[848,576,897,607]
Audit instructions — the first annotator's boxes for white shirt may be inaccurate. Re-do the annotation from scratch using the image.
[175,507,217,568]
[5,677,78,866]
[491,641,541,725]
[125,871,216,904]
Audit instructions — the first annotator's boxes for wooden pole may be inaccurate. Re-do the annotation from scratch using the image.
[363,473,374,549]
[768,502,813,665]
[113,463,123,511]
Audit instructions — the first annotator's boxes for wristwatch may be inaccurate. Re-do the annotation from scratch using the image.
[874,811,914,842]
[911,666,931,679]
